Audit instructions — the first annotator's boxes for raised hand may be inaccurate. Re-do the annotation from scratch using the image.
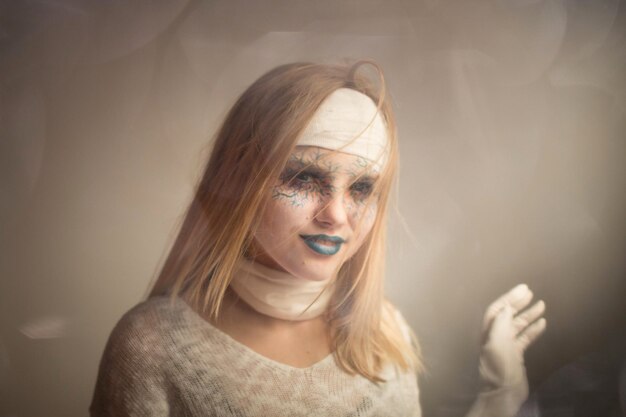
[466,284,547,417]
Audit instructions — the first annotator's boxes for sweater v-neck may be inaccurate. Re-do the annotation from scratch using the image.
[174,296,336,372]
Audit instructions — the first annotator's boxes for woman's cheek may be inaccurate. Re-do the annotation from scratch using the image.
[271,185,318,208]
[268,191,315,227]
[347,203,377,251]
[349,198,377,223]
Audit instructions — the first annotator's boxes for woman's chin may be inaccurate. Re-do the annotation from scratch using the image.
[289,263,339,282]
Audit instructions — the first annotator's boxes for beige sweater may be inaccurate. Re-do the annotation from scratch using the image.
[90,296,421,416]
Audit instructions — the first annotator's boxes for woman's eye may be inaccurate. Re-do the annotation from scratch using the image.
[294,172,314,183]
[282,170,323,193]
[351,181,373,197]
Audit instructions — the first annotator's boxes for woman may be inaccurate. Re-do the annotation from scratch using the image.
[90,61,546,416]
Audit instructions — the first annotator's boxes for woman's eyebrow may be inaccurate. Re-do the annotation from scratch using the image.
[284,158,336,175]
[356,174,378,183]
[284,159,381,180]
[280,162,327,179]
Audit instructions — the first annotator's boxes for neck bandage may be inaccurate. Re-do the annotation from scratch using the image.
[230,258,333,321]
[297,88,389,170]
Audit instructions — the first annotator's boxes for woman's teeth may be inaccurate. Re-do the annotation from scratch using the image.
[300,235,344,256]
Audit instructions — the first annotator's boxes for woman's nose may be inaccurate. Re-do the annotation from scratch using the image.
[314,192,349,227]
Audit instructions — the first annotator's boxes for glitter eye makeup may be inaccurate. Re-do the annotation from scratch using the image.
[349,178,375,200]
[280,167,334,197]
[273,153,380,210]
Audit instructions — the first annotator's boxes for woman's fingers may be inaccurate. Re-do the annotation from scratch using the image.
[513,300,546,334]
[517,317,547,351]
[483,284,533,332]
[486,305,516,345]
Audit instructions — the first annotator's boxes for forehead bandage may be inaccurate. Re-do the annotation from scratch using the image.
[297,88,390,170]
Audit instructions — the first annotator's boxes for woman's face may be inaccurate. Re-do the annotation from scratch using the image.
[249,146,380,281]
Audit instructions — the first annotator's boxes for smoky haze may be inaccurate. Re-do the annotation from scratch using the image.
[1,0,625,416]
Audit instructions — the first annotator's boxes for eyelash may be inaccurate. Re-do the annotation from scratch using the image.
[280,169,375,199]
[281,170,328,194]
[350,181,374,198]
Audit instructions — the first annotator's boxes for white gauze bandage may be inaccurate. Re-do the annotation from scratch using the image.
[297,88,390,170]
[230,258,333,321]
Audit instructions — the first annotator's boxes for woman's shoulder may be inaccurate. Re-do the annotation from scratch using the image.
[117,295,187,328]
[114,296,182,330]
[91,297,184,415]
[382,300,414,341]
[102,296,191,357]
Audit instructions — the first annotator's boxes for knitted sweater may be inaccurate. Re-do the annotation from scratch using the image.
[90,296,421,416]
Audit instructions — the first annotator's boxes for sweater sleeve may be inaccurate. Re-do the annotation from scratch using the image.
[89,305,170,416]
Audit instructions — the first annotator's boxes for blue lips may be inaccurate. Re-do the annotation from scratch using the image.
[300,234,345,256]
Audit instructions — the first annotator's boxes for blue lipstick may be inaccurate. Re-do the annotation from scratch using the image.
[300,234,345,256]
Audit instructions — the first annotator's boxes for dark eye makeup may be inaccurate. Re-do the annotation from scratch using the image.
[279,167,330,195]
[278,163,377,200]
[281,167,321,185]
[350,180,374,197]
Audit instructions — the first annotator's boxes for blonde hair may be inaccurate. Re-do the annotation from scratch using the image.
[149,61,422,381]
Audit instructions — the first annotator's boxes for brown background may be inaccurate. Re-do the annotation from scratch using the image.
[1,1,625,416]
